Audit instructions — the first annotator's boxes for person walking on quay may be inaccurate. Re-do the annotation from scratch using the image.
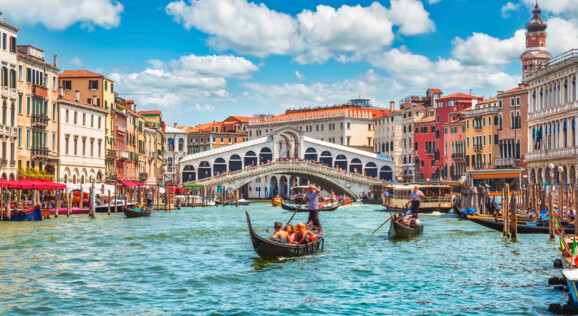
[303,184,322,231]
[409,186,425,218]
[146,188,154,210]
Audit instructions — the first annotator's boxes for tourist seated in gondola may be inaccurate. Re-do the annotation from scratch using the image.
[284,224,295,244]
[133,203,146,212]
[269,222,288,243]
[293,223,317,244]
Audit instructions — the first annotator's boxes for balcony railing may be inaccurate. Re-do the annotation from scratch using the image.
[0,159,6,167]
[525,146,578,162]
[495,157,516,167]
[139,173,148,182]
[106,149,116,159]
[525,49,578,82]
[473,163,487,170]
[117,124,127,133]
[473,145,483,152]
[426,150,436,156]
[31,146,50,158]
[32,85,48,98]
[451,152,465,160]
[464,106,500,117]
[117,150,129,161]
[473,125,483,130]
[10,88,16,99]
[2,86,8,97]
[31,114,49,127]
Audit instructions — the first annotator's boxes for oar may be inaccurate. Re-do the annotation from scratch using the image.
[372,201,411,235]
[286,198,305,226]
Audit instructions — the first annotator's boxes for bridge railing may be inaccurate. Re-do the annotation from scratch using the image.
[190,160,382,184]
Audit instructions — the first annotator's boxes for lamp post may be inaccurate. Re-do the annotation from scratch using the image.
[549,163,555,185]
[558,166,564,185]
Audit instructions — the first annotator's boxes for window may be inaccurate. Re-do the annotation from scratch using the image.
[89,80,99,90]
[2,33,5,50]
[498,100,502,108]
[62,80,72,90]
[18,65,22,81]
[26,97,30,115]
[18,128,22,148]
[82,139,86,155]
[90,140,94,157]
[436,116,440,123]
[83,113,86,126]
[74,111,77,124]
[105,81,108,91]
[52,103,56,120]
[347,122,351,129]
[510,98,515,107]
[74,138,78,155]
[18,94,22,114]
[65,137,69,154]
[52,76,56,91]
[98,117,101,129]
[52,134,56,151]
[9,36,16,53]
[516,97,520,106]
[26,129,30,148]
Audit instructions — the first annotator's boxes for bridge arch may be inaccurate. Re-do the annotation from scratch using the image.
[365,162,377,178]
[198,161,212,179]
[183,165,196,182]
[244,150,257,167]
[213,158,227,174]
[259,147,272,164]
[229,154,242,172]
[350,158,362,173]
[380,165,393,181]
[335,154,347,170]
[304,147,318,161]
[320,151,333,166]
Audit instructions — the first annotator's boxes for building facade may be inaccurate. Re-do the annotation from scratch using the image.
[463,97,500,171]
[443,112,466,180]
[139,110,165,184]
[187,116,250,154]
[165,124,188,184]
[374,101,403,179]
[16,45,60,178]
[496,86,528,174]
[0,15,18,180]
[413,116,437,181]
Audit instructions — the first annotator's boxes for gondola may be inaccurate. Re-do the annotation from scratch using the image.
[280,201,342,212]
[388,217,423,238]
[95,202,135,213]
[123,206,152,218]
[466,215,575,234]
[246,212,324,259]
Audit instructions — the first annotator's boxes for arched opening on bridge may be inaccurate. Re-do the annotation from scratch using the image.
[182,165,196,182]
[571,166,576,184]
[259,147,273,164]
[350,158,362,173]
[270,176,279,197]
[229,154,242,171]
[198,161,212,180]
[380,165,393,181]
[365,162,377,178]
[320,151,333,166]
[280,176,289,198]
[299,178,308,186]
[537,167,544,184]
[289,176,298,198]
[304,147,318,161]
[213,158,227,174]
[334,154,347,170]
[244,151,257,167]
[530,168,536,184]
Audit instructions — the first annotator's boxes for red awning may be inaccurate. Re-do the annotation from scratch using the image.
[120,180,136,187]
[132,181,144,186]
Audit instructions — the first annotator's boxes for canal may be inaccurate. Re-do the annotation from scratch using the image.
[0,203,567,315]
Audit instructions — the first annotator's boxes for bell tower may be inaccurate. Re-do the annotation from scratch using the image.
[520,2,551,81]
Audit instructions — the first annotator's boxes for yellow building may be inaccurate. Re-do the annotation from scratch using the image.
[16,45,60,178]
[464,97,500,170]
[58,70,115,181]
[138,110,165,184]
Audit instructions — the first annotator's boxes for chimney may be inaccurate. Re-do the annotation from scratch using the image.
[53,54,58,67]
[389,101,395,111]
[173,123,177,128]
[92,96,97,106]
[75,90,80,102]
[58,86,63,98]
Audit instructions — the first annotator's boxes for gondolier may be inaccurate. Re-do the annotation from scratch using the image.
[303,184,322,230]
[408,186,425,218]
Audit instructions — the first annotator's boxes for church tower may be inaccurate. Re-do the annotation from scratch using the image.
[520,2,551,80]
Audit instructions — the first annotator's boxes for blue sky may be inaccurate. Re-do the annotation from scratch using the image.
[3,0,578,126]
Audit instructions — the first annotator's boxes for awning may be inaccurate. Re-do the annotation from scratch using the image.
[120,180,137,187]
[183,183,203,189]
[132,181,144,186]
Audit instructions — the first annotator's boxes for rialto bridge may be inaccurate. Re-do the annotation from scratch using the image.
[178,126,394,198]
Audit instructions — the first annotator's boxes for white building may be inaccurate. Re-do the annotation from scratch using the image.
[165,124,188,184]
[0,13,19,179]
[374,101,403,180]
[57,91,107,184]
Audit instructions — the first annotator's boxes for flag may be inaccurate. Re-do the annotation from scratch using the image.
[168,138,175,153]
[573,237,576,256]
[560,236,566,251]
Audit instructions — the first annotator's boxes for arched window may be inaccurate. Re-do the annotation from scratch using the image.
[178,138,184,151]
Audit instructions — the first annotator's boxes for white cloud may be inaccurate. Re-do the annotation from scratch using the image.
[451,30,526,65]
[547,18,578,56]
[0,0,123,30]
[188,104,216,112]
[166,0,435,63]
[70,57,84,67]
[295,70,306,81]
[368,48,432,73]
[110,54,258,108]
[522,0,578,19]
[501,2,520,18]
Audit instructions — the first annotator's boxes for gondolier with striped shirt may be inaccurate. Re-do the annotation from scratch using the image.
[409,186,425,218]
[303,184,322,231]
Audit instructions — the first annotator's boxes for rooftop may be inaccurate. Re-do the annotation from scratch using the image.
[437,92,481,101]
[416,116,436,124]
[137,110,162,116]
[59,70,105,79]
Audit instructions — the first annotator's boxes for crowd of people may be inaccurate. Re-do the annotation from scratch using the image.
[269,222,317,245]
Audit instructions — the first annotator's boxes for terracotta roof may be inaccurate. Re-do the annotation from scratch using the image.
[478,97,498,105]
[416,116,436,124]
[429,88,443,94]
[251,107,388,125]
[499,86,529,95]
[59,94,93,107]
[226,116,253,123]
[59,70,104,78]
[437,92,481,101]
[137,110,162,116]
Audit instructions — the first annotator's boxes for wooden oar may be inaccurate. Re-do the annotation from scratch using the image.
[372,201,410,235]
[286,199,305,226]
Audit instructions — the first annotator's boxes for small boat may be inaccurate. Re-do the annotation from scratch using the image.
[465,215,575,234]
[123,206,151,218]
[2,208,43,221]
[245,212,324,259]
[216,198,251,206]
[388,215,423,239]
[271,197,283,207]
[281,201,341,212]
[49,207,90,215]
[563,269,578,307]
[342,197,353,206]
[94,201,135,213]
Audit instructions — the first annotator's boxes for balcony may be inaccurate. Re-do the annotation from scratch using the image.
[426,149,436,156]
[117,150,129,161]
[9,160,15,167]
[473,144,483,152]
[117,124,127,133]
[473,125,483,130]
[10,88,16,100]
[2,86,7,97]
[495,157,516,167]
[106,149,116,159]
[32,85,48,98]
[451,152,465,160]
[148,151,155,160]
[0,159,6,167]
[32,114,49,128]
[139,173,148,182]
[473,163,487,170]
[464,106,500,117]
[31,146,50,158]
[528,101,578,121]
[525,146,578,162]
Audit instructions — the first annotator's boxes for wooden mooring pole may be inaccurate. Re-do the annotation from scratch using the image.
[549,188,555,239]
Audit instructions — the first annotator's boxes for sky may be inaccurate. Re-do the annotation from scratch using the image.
[2,0,578,126]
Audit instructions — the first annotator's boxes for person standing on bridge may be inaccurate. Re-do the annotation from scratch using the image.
[303,184,322,231]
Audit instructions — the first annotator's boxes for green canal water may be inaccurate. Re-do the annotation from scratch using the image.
[0,203,568,315]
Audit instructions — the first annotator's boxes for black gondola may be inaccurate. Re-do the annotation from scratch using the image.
[388,217,423,238]
[95,202,135,213]
[246,212,324,259]
[466,215,575,234]
[123,207,151,218]
[280,201,341,212]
